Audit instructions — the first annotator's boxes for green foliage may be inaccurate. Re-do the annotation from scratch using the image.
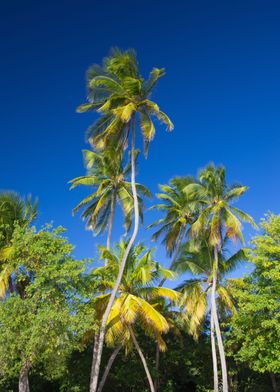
[227,214,280,374]
[0,225,94,384]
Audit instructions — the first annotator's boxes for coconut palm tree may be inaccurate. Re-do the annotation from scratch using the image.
[190,164,256,392]
[93,240,179,392]
[70,147,150,382]
[70,148,150,249]
[0,192,37,298]
[149,176,200,285]
[77,48,173,392]
[175,236,247,391]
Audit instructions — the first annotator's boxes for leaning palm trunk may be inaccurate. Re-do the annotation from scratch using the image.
[97,345,122,392]
[18,362,30,392]
[129,326,155,392]
[210,299,219,392]
[91,193,117,388]
[90,116,140,392]
[213,246,228,392]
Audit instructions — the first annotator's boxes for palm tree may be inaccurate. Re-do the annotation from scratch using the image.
[175,237,247,391]
[149,176,200,285]
[77,48,173,392]
[70,148,150,249]
[190,164,256,392]
[93,240,179,392]
[70,147,150,387]
[0,192,37,298]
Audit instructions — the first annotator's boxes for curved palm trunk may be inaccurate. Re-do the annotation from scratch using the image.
[106,192,117,251]
[97,345,121,392]
[210,300,219,392]
[159,224,186,287]
[18,362,30,392]
[213,246,228,392]
[90,115,140,392]
[129,326,155,392]
[90,192,117,388]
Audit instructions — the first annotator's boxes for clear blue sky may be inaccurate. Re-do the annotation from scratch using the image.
[1,0,279,274]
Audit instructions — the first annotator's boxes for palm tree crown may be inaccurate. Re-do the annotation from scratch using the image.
[191,164,257,247]
[93,240,179,350]
[149,176,200,257]
[175,237,247,337]
[70,148,150,237]
[77,48,173,155]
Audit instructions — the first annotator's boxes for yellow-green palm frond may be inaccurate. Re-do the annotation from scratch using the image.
[155,333,167,352]
[217,286,236,315]
[106,298,125,347]
[223,208,243,244]
[113,102,136,122]
[95,293,111,320]
[179,281,207,339]
[0,267,11,300]
[0,246,12,261]
[139,287,180,303]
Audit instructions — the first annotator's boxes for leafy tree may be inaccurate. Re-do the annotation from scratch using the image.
[190,164,256,392]
[0,224,91,392]
[77,48,173,391]
[227,214,280,392]
[93,240,179,392]
[0,192,37,298]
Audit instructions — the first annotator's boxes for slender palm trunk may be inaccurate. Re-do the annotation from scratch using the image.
[106,192,117,251]
[154,343,160,392]
[18,362,30,392]
[270,373,278,392]
[91,193,117,388]
[129,326,155,392]
[213,246,228,392]
[90,115,140,392]
[210,299,219,392]
[159,225,186,287]
[97,345,121,392]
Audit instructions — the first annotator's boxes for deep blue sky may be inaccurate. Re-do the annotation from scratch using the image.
[1,0,279,275]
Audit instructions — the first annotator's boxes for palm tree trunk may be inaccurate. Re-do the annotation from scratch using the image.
[91,192,117,381]
[18,362,30,392]
[90,114,140,392]
[159,225,185,287]
[270,373,278,392]
[106,192,117,251]
[213,246,228,392]
[97,345,121,392]
[154,343,160,392]
[210,300,219,392]
[129,326,155,392]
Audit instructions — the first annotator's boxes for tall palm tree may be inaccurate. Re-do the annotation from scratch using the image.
[0,192,37,298]
[175,237,247,391]
[77,48,173,392]
[149,176,200,285]
[190,164,256,392]
[93,240,179,392]
[70,148,150,249]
